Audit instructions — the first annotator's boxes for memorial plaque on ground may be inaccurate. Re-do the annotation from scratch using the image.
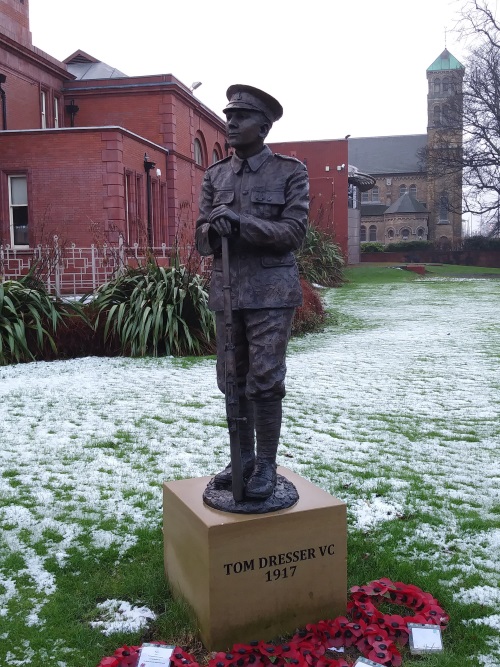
[163,467,347,650]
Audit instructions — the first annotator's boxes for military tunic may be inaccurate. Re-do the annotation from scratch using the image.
[195,145,309,311]
[195,145,309,400]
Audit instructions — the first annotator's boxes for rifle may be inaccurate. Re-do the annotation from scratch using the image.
[221,233,244,502]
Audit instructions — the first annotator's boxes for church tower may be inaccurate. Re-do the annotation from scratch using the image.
[426,49,465,248]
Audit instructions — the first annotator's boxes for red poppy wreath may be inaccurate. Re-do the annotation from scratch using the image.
[96,578,449,667]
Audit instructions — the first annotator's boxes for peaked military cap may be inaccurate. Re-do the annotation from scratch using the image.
[223,84,283,124]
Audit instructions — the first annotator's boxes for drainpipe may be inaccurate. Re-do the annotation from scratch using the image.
[0,74,7,130]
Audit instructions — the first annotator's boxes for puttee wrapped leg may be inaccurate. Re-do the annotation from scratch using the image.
[245,398,281,499]
[213,397,255,488]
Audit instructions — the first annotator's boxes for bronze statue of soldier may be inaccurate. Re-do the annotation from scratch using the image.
[195,84,309,505]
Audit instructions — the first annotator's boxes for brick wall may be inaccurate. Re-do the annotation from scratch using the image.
[268,138,349,257]
[0,128,168,248]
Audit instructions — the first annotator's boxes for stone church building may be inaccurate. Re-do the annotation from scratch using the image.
[348,49,464,249]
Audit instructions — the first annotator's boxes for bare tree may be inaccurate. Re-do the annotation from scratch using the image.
[424,1,500,236]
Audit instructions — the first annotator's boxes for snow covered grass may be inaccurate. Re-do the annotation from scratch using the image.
[0,266,499,666]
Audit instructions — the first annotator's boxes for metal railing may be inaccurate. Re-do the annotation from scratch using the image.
[0,236,206,297]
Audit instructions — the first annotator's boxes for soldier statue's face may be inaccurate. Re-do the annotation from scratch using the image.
[225,109,270,158]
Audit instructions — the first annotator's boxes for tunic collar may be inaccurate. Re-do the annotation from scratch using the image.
[231,145,272,174]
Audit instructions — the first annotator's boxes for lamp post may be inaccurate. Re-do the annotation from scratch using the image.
[65,99,79,127]
[0,74,7,130]
[144,153,156,249]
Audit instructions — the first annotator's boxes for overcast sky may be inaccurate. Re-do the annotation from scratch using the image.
[29,0,466,143]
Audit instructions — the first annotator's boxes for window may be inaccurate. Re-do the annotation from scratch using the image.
[361,191,369,203]
[160,183,167,240]
[433,105,441,127]
[433,78,441,94]
[399,184,407,197]
[387,228,395,239]
[136,174,143,226]
[54,97,60,128]
[369,225,377,241]
[442,104,451,125]
[194,139,204,166]
[9,175,29,246]
[360,225,366,242]
[348,184,357,209]
[212,143,223,164]
[409,184,417,198]
[125,172,133,244]
[442,77,450,93]
[151,180,158,245]
[41,91,47,128]
[371,186,379,203]
[417,227,426,239]
[401,228,410,240]
[439,193,449,222]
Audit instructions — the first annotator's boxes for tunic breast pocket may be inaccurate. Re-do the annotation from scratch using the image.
[250,189,285,219]
[212,190,235,206]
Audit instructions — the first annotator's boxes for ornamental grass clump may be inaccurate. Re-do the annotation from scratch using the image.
[295,225,345,287]
[92,262,215,357]
[0,274,64,365]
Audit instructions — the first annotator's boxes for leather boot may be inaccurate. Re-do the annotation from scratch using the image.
[245,398,281,500]
[213,397,255,488]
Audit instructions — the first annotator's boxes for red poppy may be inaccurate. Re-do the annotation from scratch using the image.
[420,604,449,625]
[317,657,349,667]
[366,639,402,666]
[97,658,120,667]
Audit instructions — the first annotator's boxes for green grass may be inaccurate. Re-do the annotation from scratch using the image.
[1,264,499,667]
[345,262,500,285]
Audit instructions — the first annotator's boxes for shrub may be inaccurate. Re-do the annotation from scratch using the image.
[92,262,215,357]
[291,279,326,336]
[0,274,66,365]
[360,242,385,253]
[384,240,434,251]
[295,226,344,287]
[462,235,500,251]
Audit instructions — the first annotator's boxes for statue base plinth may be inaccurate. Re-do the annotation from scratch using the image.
[202,473,299,513]
[163,467,347,651]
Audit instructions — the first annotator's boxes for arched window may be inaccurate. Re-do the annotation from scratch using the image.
[212,142,223,164]
[409,184,417,198]
[369,225,377,241]
[401,228,410,240]
[433,78,441,94]
[194,139,204,166]
[439,193,449,222]
[360,225,367,242]
[417,227,426,239]
[442,104,451,125]
[387,228,395,239]
[442,77,450,93]
[399,184,407,197]
[371,186,379,203]
[433,105,441,127]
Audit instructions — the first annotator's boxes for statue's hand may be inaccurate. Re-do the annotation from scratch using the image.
[209,205,240,237]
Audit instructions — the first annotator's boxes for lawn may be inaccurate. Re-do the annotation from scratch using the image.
[0,264,499,667]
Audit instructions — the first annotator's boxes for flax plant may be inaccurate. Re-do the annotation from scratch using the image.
[295,225,345,287]
[93,262,215,357]
[0,275,63,364]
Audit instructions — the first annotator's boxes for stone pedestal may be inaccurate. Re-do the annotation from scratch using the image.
[163,467,347,651]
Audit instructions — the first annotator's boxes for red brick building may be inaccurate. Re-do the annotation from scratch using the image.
[0,0,226,272]
[267,141,384,265]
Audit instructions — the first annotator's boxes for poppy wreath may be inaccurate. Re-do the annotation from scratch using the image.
[96,579,449,667]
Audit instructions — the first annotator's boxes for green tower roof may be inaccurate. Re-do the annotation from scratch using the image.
[427,48,464,71]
